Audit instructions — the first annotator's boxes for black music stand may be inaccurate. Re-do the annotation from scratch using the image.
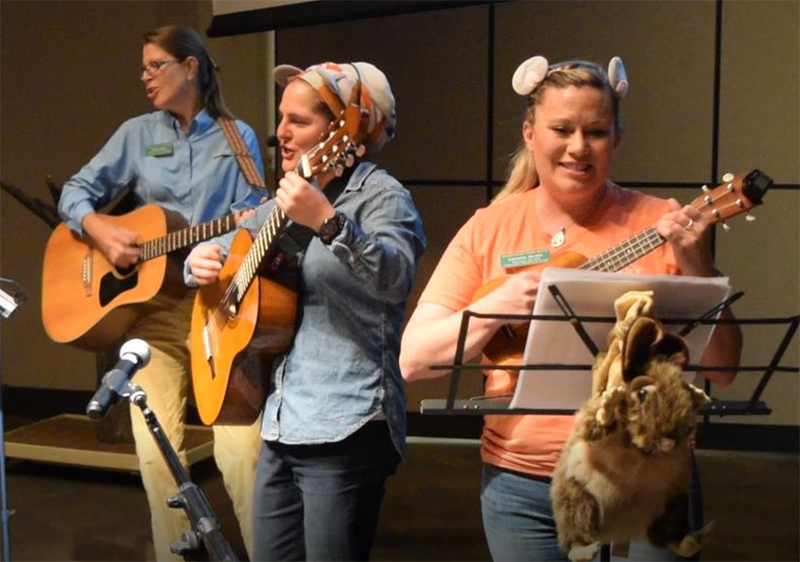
[419,284,799,561]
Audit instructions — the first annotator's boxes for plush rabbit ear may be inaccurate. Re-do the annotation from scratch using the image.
[608,56,629,98]
[621,316,689,381]
[512,56,550,96]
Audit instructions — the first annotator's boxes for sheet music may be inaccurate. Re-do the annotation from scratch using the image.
[509,268,731,410]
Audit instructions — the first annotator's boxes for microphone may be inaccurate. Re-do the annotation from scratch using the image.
[86,339,151,419]
[266,135,279,148]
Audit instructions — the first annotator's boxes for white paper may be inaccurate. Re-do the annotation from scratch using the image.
[509,268,731,410]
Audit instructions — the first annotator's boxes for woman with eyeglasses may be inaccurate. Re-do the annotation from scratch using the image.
[57,25,266,561]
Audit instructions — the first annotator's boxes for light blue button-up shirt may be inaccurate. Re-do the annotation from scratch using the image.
[187,162,426,456]
[58,109,266,233]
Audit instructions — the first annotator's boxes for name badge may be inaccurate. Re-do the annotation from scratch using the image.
[145,143,173,157]
[500,249,551,269]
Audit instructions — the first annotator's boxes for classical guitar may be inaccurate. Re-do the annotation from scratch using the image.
[41,205,244,350]
[475,169,773,366]
[190,84,370,425]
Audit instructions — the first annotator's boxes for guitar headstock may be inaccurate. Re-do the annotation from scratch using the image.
[299,80,370,180]
[690,169,773,228]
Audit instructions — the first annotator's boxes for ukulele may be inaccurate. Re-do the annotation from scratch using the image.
[190,84,370,425]
[475,169,773,366]
[41,205,246,350]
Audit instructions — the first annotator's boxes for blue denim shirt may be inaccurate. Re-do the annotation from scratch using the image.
[58,109,266,234]
[187,162,425,456]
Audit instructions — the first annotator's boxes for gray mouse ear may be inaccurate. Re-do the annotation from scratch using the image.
[608,56,629,98]
[512,56,549,96]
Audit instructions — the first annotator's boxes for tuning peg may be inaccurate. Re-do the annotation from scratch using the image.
[701,184,710,193]
[335,165,344,177]
[356,145,366,157]
[722,222,732,232]
[722,172,735,182]
[745,212,756,222]
[342,135,349,143]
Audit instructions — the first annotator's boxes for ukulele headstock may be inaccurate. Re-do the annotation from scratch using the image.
[299,80,370,179]
[691,169,773,228]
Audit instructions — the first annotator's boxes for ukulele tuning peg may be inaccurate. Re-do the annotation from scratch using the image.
[722,222,732,232]
[722,172,735,183]
[745,212,756,222]
[701,185,710,193]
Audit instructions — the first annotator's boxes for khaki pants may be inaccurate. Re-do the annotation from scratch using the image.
[128,291,262,561]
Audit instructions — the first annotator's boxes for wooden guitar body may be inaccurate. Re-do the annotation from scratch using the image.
[190,229,298,425]
[41,205,187,350]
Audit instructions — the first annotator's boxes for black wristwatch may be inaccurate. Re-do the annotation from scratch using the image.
[318,212,346,245]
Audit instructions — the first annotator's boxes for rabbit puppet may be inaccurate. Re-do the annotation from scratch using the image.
[551,299,714,562]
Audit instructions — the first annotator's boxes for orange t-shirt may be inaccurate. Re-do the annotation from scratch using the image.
[419,183,680,477]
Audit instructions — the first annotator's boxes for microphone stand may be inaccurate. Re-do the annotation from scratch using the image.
[119,381,238,562]
[0,278,30,561]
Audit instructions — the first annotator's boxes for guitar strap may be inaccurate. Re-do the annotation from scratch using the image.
[218,116,267,190]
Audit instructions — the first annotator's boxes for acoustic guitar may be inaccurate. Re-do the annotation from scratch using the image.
[190,84,370,425]
[42,205,245,350]
[475,169,773,366]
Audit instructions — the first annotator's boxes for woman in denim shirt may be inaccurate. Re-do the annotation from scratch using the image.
[188,61,425,560]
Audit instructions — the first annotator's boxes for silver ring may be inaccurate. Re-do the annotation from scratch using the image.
[684,219,694,231]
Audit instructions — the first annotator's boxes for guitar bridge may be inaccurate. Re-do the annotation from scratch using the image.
[82,248,93,296]
[202,325,212,361]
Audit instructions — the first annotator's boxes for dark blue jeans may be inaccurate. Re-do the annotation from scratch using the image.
[252,421,399,561]
[480,462,704,562]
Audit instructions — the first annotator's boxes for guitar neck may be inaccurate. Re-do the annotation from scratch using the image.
[139,213,239,261]
[579,226,666,272]
[230,206,290,305]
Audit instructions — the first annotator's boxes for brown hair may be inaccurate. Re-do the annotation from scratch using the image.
[493,60,623,204]
[142,25,233,120]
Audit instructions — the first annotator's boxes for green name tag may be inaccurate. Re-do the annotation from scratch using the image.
[145,143,173,157]
[500,249,551,269]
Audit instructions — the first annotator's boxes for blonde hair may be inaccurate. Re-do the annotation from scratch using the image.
[493,60,623,204]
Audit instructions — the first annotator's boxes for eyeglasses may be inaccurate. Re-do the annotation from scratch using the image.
[141,59,178,77]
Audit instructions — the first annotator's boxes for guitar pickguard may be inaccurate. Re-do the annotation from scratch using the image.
[99,269,139,307]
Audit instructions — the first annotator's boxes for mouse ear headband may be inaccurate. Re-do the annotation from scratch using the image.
[511,55,629,98]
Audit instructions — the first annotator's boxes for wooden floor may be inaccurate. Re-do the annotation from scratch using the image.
[1,432,798,560]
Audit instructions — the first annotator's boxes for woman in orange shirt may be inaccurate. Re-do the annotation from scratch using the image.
[400,56,741,561]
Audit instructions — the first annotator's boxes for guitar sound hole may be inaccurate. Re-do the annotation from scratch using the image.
[99,271,139,307]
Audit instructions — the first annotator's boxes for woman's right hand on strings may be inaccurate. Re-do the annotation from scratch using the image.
[479,270,541,324]
[400,270,541,381]
[187,244,223,286]
[81,213,140,269]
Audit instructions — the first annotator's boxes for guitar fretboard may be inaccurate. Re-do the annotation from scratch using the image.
[579,227,666,272]
[230,206,290,305]
[140,214,238,261]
